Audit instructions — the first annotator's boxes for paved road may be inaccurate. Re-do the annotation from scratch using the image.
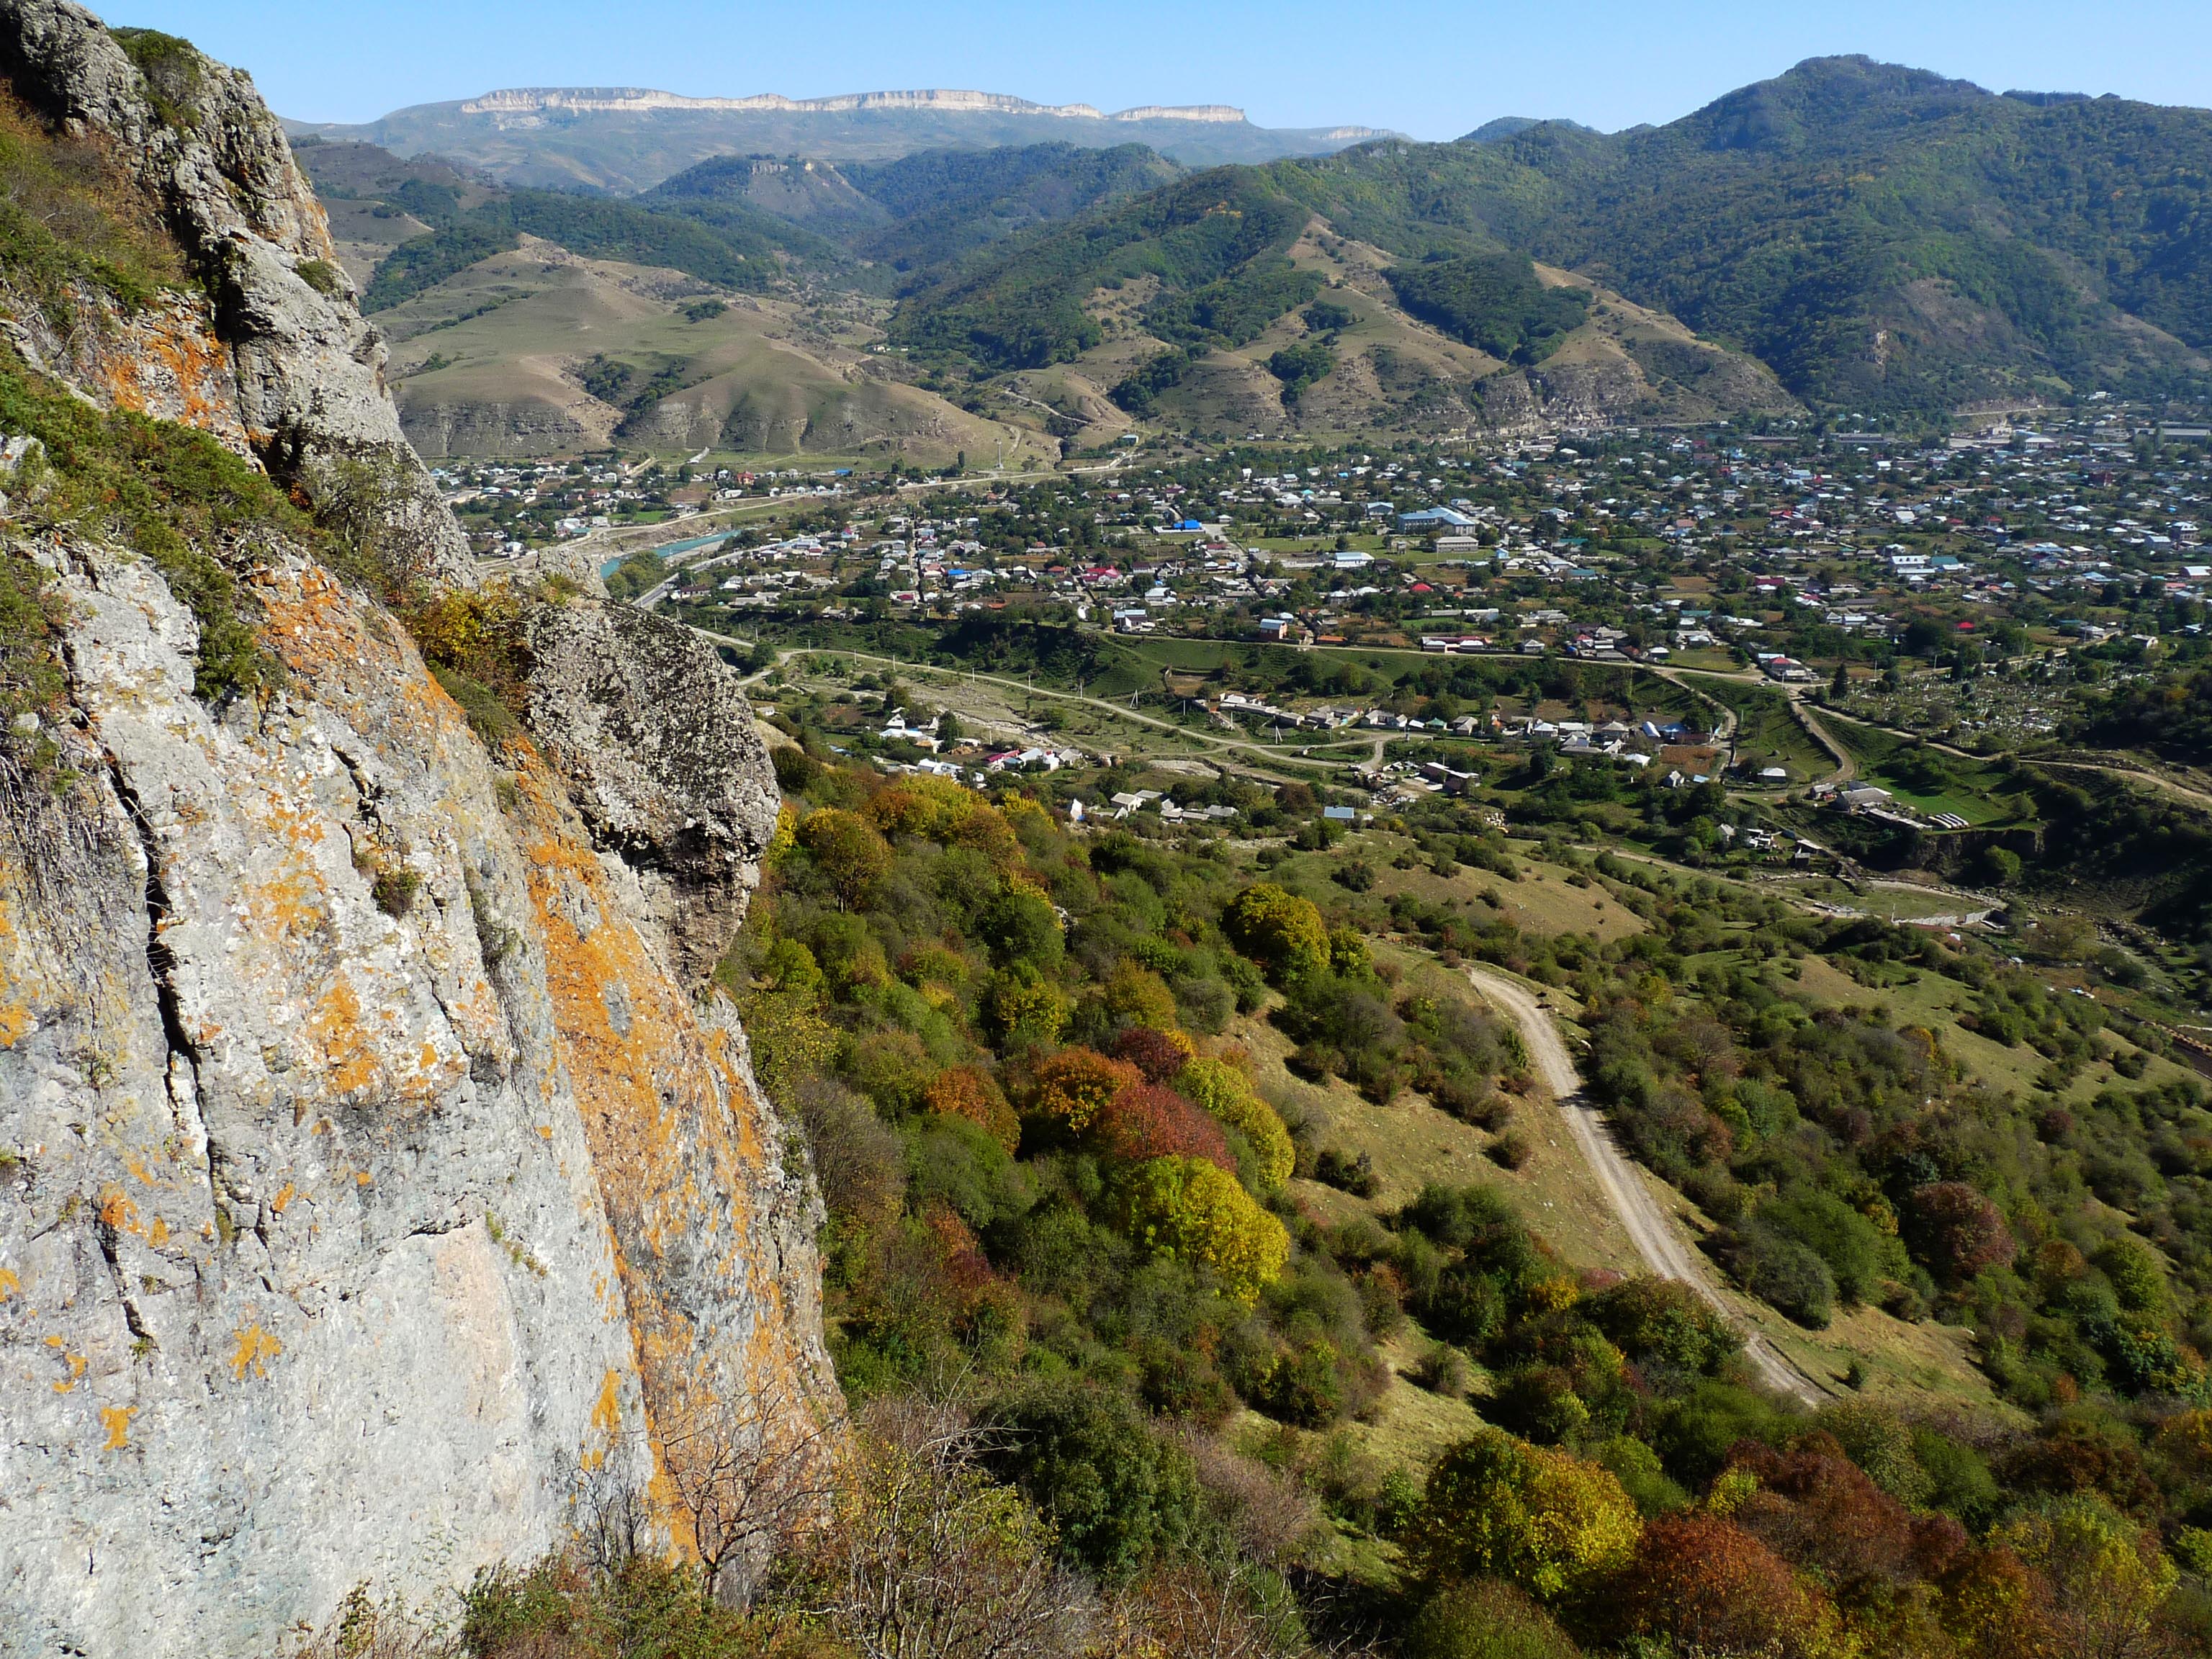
[1461,965,1825,1406]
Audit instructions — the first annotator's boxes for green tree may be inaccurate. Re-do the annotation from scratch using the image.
[1222,882,1331,983]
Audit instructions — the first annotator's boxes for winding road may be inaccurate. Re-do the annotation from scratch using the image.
[1461,965,1826,1406]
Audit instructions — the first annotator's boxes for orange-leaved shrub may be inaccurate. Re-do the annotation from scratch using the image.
[923,1065,1019,1151]
[1028,1048,1143,1132]
[1615,1511,1839,1659]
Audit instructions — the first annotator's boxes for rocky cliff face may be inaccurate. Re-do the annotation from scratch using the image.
[0,6,832,1655]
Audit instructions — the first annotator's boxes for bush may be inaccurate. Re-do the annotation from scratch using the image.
[1120,1156,1290,1304]
[1406,1428,1642,1600]
[1403,1580,1581,1659]
[792,1076,904,1226]
[1176,1058,1295,1190]
[909,1117,1033,1231]
[1222,883,1331,983]
[1092,1084,1235,1171]
[1314,1146,1378,1197]
[981,1377,1200,1581]
[1733,1225,1838,1328]
[1905,1182,2017,1285]
[1029,1047,1143,1132]
[1616,1512,1836,1659]
[922,1066,1020,1151]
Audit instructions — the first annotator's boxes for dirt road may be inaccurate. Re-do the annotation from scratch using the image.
[1462,965,1825,1406]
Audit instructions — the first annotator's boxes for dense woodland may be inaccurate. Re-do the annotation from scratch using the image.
[370,721,2212,1659]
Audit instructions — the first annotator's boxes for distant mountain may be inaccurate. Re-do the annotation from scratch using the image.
[295,139,832,313]
[284,86,1403,193]
[644,142,1185,274]
[1316,58,2212,410]
[884,166,1796,441]
[1459,116,1599,143]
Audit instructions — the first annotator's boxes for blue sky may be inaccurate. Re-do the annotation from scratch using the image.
[115,0,2212,138]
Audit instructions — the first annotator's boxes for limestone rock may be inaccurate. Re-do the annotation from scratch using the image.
[0,7,832,1655]
[0,0,472,584]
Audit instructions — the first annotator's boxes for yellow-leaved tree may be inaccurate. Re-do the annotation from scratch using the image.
[1120,1155,1290,1303]
[1406,1428,1642,1602]
[1176,1057,1295,1190]
[1221,883,1331,984]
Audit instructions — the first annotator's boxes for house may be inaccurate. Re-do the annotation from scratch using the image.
[1399,506,1478,533]
[1322,806,1358,823]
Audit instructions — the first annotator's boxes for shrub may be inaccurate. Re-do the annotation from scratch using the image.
[1176,1057,1295,1190]
[1028,1048,1143,1132]
[1222,883,1331,983]
[1120,1156,1290,1304]
[1583,1277,1740,1377]
[979,886,1064,968]
[1111,1024,1197,1082]
[798,808,893,909]
[981,1377,1200,1581]
[1905,1182,2017,1284]
[984,962,1071,1050]
[792,1076,904,1225]
[910,1117,1033,1234]
[1615,1512,1836,1659]
[1102,959,1179,1031]
[1406,1428,1642,1601]
[1733,1225,1838,1328]
[1092,1084,1235,1171]
[922,1066,1019,1151]
[1314,1146,1378,1197]
[1992,1496,2178,1659]
[1403,1579,1581,1659]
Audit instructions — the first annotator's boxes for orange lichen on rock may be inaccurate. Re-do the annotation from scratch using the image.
[510,748,823,1510]
[228,1323,281,1382]
[100,1405,136,1449]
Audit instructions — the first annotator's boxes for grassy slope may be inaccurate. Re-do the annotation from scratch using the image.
[380,246,1014,462]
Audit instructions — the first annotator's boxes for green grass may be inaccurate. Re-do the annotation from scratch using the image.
[0,343,307,700]
[1674,671,1829,776]
[1825,717,2033,827]
[0,90,184,319]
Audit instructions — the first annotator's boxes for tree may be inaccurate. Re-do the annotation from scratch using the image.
[1406,1429,1642,1601]
[660,1375,842,1606]
[1905,1182,2017,1284]
[791,1395,1094,1659]
[1221,883,1331,984]
[980,1378,1199,1581]
[1120,1156,1290,1303]
[1994,1496,2179,1659]
[1028,1048,1143,1131]
[1102,960,1179,1032]
[923,1066,1020,1151]
[1616,1512,1836,1659]
[1174,1058,1294,1189]
[1092,1084,1234,1170]
[984,963,1070,1051]
[799,808,893,909]
[1403,1581,1581,1659]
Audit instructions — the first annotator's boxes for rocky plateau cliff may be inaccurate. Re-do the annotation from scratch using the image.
[0,5,832,1654]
